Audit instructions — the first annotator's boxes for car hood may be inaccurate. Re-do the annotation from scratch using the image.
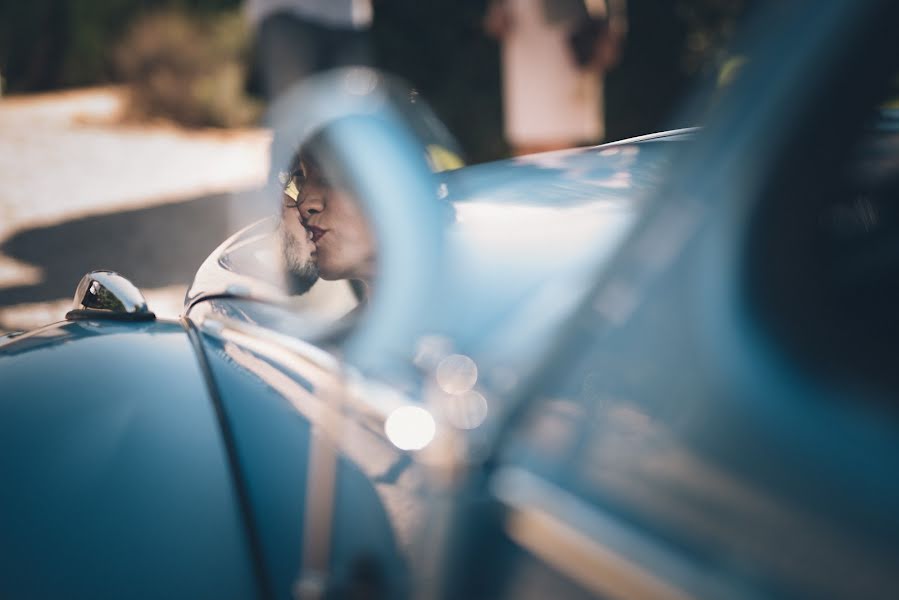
[428,135,688,373]
[0,319,260,599]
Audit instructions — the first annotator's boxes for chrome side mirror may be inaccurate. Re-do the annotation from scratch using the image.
[66,270,155,321]
[267,68,446,376]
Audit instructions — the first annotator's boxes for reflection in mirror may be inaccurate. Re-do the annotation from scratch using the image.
[184,133,372,336]
[186,68,454,378]
[274,124,381,338]
[279,128,378,292]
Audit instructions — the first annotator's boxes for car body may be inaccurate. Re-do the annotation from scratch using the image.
[2,1,899,599]
[0,123,685,599]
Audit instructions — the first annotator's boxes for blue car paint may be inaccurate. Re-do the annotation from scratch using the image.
[0,320,260,600]
[193,326,409,599]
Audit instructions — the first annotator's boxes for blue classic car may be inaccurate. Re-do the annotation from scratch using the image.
[0,76,687,598]
[2,1,899,599]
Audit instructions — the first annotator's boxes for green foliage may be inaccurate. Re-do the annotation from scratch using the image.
[65,0,134,86]
[0,0,241,92]
[0,0,754,142]
[114,9,260,127]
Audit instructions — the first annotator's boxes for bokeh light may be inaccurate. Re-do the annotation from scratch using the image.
[384,405,436,451]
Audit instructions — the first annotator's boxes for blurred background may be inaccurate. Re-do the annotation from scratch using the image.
[0,0,754,333]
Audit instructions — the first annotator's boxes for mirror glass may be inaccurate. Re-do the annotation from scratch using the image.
[187,70,462,346]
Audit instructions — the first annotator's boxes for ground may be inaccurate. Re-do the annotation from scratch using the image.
[0,87,270,333]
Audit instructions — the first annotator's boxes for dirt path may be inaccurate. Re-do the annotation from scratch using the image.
[0,87,270,332]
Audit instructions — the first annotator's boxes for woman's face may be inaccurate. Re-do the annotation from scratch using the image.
[296,161,376,282]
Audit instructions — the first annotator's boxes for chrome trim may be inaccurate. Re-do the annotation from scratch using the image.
[65,270,155,321]
[598,127,699,147]
[296,408,339,600]
[197,314,411,427]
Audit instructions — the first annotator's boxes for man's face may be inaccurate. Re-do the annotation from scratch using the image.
[295,161,376,281]
[279,191,319,294]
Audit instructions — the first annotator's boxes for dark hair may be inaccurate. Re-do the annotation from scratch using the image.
[285,127,348,193]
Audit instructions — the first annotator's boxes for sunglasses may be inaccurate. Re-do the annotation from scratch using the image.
[278,162,334,207]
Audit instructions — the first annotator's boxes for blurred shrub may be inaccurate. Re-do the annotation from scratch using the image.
[0,0,241,93]
[114,10,260,127]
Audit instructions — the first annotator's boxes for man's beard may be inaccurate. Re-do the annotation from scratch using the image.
[280,225,320,295]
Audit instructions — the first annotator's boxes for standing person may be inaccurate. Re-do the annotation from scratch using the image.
[485,0,626,155]
[245,0,374,101]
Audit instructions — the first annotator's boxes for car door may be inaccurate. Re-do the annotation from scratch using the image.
[438,1,899,599]
[185,297,428,599]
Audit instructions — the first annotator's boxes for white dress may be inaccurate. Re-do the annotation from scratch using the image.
[501,0,603,146]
